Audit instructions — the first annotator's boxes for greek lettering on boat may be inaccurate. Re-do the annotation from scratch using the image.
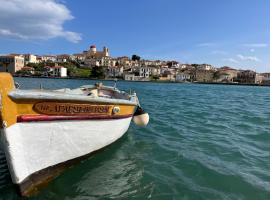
[34,102,111,115]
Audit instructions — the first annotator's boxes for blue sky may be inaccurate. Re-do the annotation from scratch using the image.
[0,0,270,72]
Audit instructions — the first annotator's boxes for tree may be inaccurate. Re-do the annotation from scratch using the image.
[90,66,105,79]
[26,62,46,73]
[213,71,220,82]
[132,54,141,61]
[151,75,159,81]
[191,64,199,69]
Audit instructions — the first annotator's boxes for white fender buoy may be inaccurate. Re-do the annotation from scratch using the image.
[133,112,149,126]
[133,106,149,126]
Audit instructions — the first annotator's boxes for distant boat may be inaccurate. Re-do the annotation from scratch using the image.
[0,73,149,197]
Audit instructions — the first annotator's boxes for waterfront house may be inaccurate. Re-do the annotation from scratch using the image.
[235,70,256,84]
[216,66,238,82]
[255,73,264,84]
[0,55,24,74]
[176,72,191,82]
[123,72,150,81]
[124,73,136,81]
[45,65,67,77]
[261,73,270,85]
[107,66,124,78]
[139,66,151,78]
[159,70,175,81]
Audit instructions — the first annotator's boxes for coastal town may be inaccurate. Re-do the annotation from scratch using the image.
[0,44,270,85]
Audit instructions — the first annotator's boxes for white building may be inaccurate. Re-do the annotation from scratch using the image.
[41,55,56,62]
[139,66,150,78]
[176,73,191,82]
[56,54,70,63]
[107,66,123,78]
[124,74,136,81]
[45,66,67,77]
[24,54,37,64]
[198,64,215,71]
[0,55,24,74]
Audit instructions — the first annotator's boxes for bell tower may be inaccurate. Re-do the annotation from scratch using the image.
[90,45,96,54]
[103,46,109,57]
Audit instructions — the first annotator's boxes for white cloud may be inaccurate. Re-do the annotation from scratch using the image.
[211,50,227,55]
[197,43,216,47]
[243,43,268,48]
[0,0,81,43]
[224,58,239,64]
[237,54,260,62]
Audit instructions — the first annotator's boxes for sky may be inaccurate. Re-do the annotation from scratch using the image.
[0,0,270,72]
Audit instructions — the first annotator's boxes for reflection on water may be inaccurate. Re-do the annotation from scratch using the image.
[32,133,153,200]
[75,147,142,198]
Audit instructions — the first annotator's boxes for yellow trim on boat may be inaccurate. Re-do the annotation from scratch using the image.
[0,73,136,128]
[0,73,17,128]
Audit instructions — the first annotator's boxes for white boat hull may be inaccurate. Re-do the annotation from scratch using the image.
[0,73,149,197]
[1,117,132,186]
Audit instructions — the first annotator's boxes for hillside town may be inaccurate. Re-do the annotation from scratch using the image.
[0,45,270,85]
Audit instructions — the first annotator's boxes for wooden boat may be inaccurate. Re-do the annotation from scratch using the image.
[0,73,149,197]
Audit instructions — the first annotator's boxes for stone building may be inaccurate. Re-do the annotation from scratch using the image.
[261,73,270,85]
[195,70,214,82]
[235,70,256,84]
[216,66,238,83]
[84,45,111,67]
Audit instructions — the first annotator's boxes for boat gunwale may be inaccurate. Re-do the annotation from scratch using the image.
[8,90,138,106]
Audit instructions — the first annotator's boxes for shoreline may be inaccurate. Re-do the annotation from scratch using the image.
[13,75,270,87]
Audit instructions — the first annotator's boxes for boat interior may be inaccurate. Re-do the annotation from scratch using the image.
[53,83,130,100]
[11,82,131,101]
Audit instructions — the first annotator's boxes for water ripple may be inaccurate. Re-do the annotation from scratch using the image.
[1,78,270,199]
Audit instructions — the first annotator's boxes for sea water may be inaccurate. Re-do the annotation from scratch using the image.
[0,77,270,200]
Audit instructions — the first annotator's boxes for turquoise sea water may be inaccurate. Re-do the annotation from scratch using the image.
[1,77,270,200]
